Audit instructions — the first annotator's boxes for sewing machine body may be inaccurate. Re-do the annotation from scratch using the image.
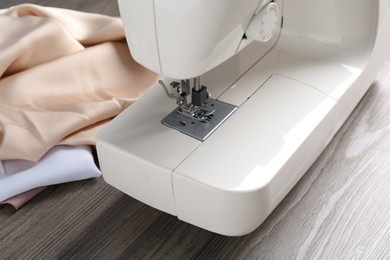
[97,0,390,235]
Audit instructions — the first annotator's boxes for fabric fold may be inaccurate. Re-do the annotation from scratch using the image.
[0,187,47,209]
[0,145,101,202]
[0,4,160,161]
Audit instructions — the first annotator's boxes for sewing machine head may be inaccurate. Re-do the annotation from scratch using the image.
[118,0,279,137]
[118,0,278,79]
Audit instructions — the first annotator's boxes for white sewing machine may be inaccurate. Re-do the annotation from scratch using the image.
[96,0,390,235]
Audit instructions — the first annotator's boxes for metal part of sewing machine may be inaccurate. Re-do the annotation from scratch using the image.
[158,77,237,141]
[96,0,390,236]
[159,77,212,120]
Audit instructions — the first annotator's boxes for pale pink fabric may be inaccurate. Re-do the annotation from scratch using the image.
[0,187,47,209]
[0,4,160,161]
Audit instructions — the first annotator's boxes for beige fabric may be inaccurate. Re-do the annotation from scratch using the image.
[0,4,160,161]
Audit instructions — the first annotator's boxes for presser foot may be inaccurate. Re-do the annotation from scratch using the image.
[159,78,237,141]
[161,99,237,141]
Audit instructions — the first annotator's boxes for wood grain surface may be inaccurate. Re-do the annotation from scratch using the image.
[1,1,389,259]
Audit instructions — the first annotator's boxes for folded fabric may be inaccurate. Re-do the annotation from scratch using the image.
[0,187,47,209]
[0,145,101,202]
[0,4,160,161]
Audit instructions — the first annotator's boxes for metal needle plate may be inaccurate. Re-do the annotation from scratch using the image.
[162,99,237,141]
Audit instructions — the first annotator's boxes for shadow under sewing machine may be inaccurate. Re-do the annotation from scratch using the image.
[96,0,390,236]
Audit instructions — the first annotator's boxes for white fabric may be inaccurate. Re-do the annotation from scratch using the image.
[0,145,101,201]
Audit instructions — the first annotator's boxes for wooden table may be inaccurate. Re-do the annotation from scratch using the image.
[1,1,389,259]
